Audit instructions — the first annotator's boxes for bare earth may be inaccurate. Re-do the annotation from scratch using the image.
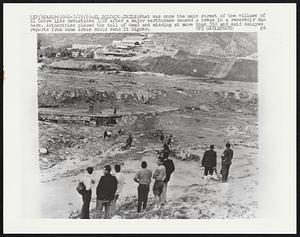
[38,69,258,219]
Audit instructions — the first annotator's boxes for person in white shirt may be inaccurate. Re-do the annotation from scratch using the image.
[152,157,166,210]
[110,164,125,216]
[81,167,95,219]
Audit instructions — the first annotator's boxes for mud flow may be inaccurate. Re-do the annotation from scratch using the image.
[38,32,258,218]
[38,68,258,219]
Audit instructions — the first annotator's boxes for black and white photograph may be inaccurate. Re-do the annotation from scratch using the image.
[37,32,258,219]
[4,3,296,234]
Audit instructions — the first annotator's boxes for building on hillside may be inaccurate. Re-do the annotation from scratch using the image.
[71,51,81,58]
[122,35,146,46]
[81,51,94,58]
[143,38,153,44]
[112,40,134,49]
[72,44,103,50]
[147,33,153,38]
[103,52,136,57]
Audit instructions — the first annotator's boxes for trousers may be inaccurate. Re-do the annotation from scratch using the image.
[162,181,168,203]
[96,199,111,219]
[81,189,92,219]
[137,184,150,212]
[221,164,231,182]
[204,167,213,176]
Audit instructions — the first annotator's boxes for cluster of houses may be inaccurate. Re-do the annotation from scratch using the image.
[54,34,154,60]
[70,44,103,58]
[111,34,152,49]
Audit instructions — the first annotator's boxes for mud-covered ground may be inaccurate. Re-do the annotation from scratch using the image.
[38,69,258,219]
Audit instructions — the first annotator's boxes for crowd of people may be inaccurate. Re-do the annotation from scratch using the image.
[78,132,234,219]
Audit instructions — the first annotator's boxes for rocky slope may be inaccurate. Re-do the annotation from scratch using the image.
[38,69,257,115]
[38,32,257,58]
[38,33,257,82]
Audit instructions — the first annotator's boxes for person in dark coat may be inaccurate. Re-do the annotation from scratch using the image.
[160,133,165,143]
[202,145,217,181]
[104,129,108,139]
[123,134,133,150]
[221,143,234,183]
[166,135,173,148]
[96,165,118,219]
[162,156,175,204]
[159,143,170,160]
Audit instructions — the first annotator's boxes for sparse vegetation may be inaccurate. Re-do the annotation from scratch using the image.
[38,33,258,219]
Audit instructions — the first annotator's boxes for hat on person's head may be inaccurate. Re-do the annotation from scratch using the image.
[104,165,111,173]
[210,145,214,149]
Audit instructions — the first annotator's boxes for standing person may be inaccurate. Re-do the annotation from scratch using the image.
[152,157,166,210]
[201,145,217,181]
[113,107,117,116]
[133,161,152,213]
[89,100,95,112]
[118,128,124,135]
[221,143,234,183]
[110,164,125,216]
[166,135,173,148]
[124,134,133,150]
[162,156,175,204]
[104,129,108,139]
[96,165,117,219]
[81,167,95,219]
[160,132,165,143]
[162,143,170,159]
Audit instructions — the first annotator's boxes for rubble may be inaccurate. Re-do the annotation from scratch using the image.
[175,147,201,161]
[199,104,210,112]
[42,158,49,163]
[39,147,49,154]
[38,56,258,219]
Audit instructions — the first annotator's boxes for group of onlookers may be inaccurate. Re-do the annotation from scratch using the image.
[79,154,175,219]
[201,143,234,183]
[80,164,125,219]
[79,141,233,219]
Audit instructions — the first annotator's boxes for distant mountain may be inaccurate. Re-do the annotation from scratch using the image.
[38,32,257,58]
[38,33,257,82]
[152,33,257,58]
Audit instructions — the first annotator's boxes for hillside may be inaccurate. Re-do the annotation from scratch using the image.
[38,33,257,82]
[38,69,258,218]
[38,32,257,58]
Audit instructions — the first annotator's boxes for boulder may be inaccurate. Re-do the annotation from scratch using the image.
[42,157,49,163]
[39,147,49,155]
[176,148,201,161]
[199,104,210,112]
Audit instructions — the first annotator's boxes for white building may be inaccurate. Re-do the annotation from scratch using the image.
[122,35,146,46]
[71,51,80,58]
[72,44,103,50]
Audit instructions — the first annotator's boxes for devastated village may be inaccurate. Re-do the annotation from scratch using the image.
[37,32,258,219]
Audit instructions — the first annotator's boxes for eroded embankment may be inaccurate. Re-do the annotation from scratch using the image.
[38,84,257,115]
[45,55,257,82]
